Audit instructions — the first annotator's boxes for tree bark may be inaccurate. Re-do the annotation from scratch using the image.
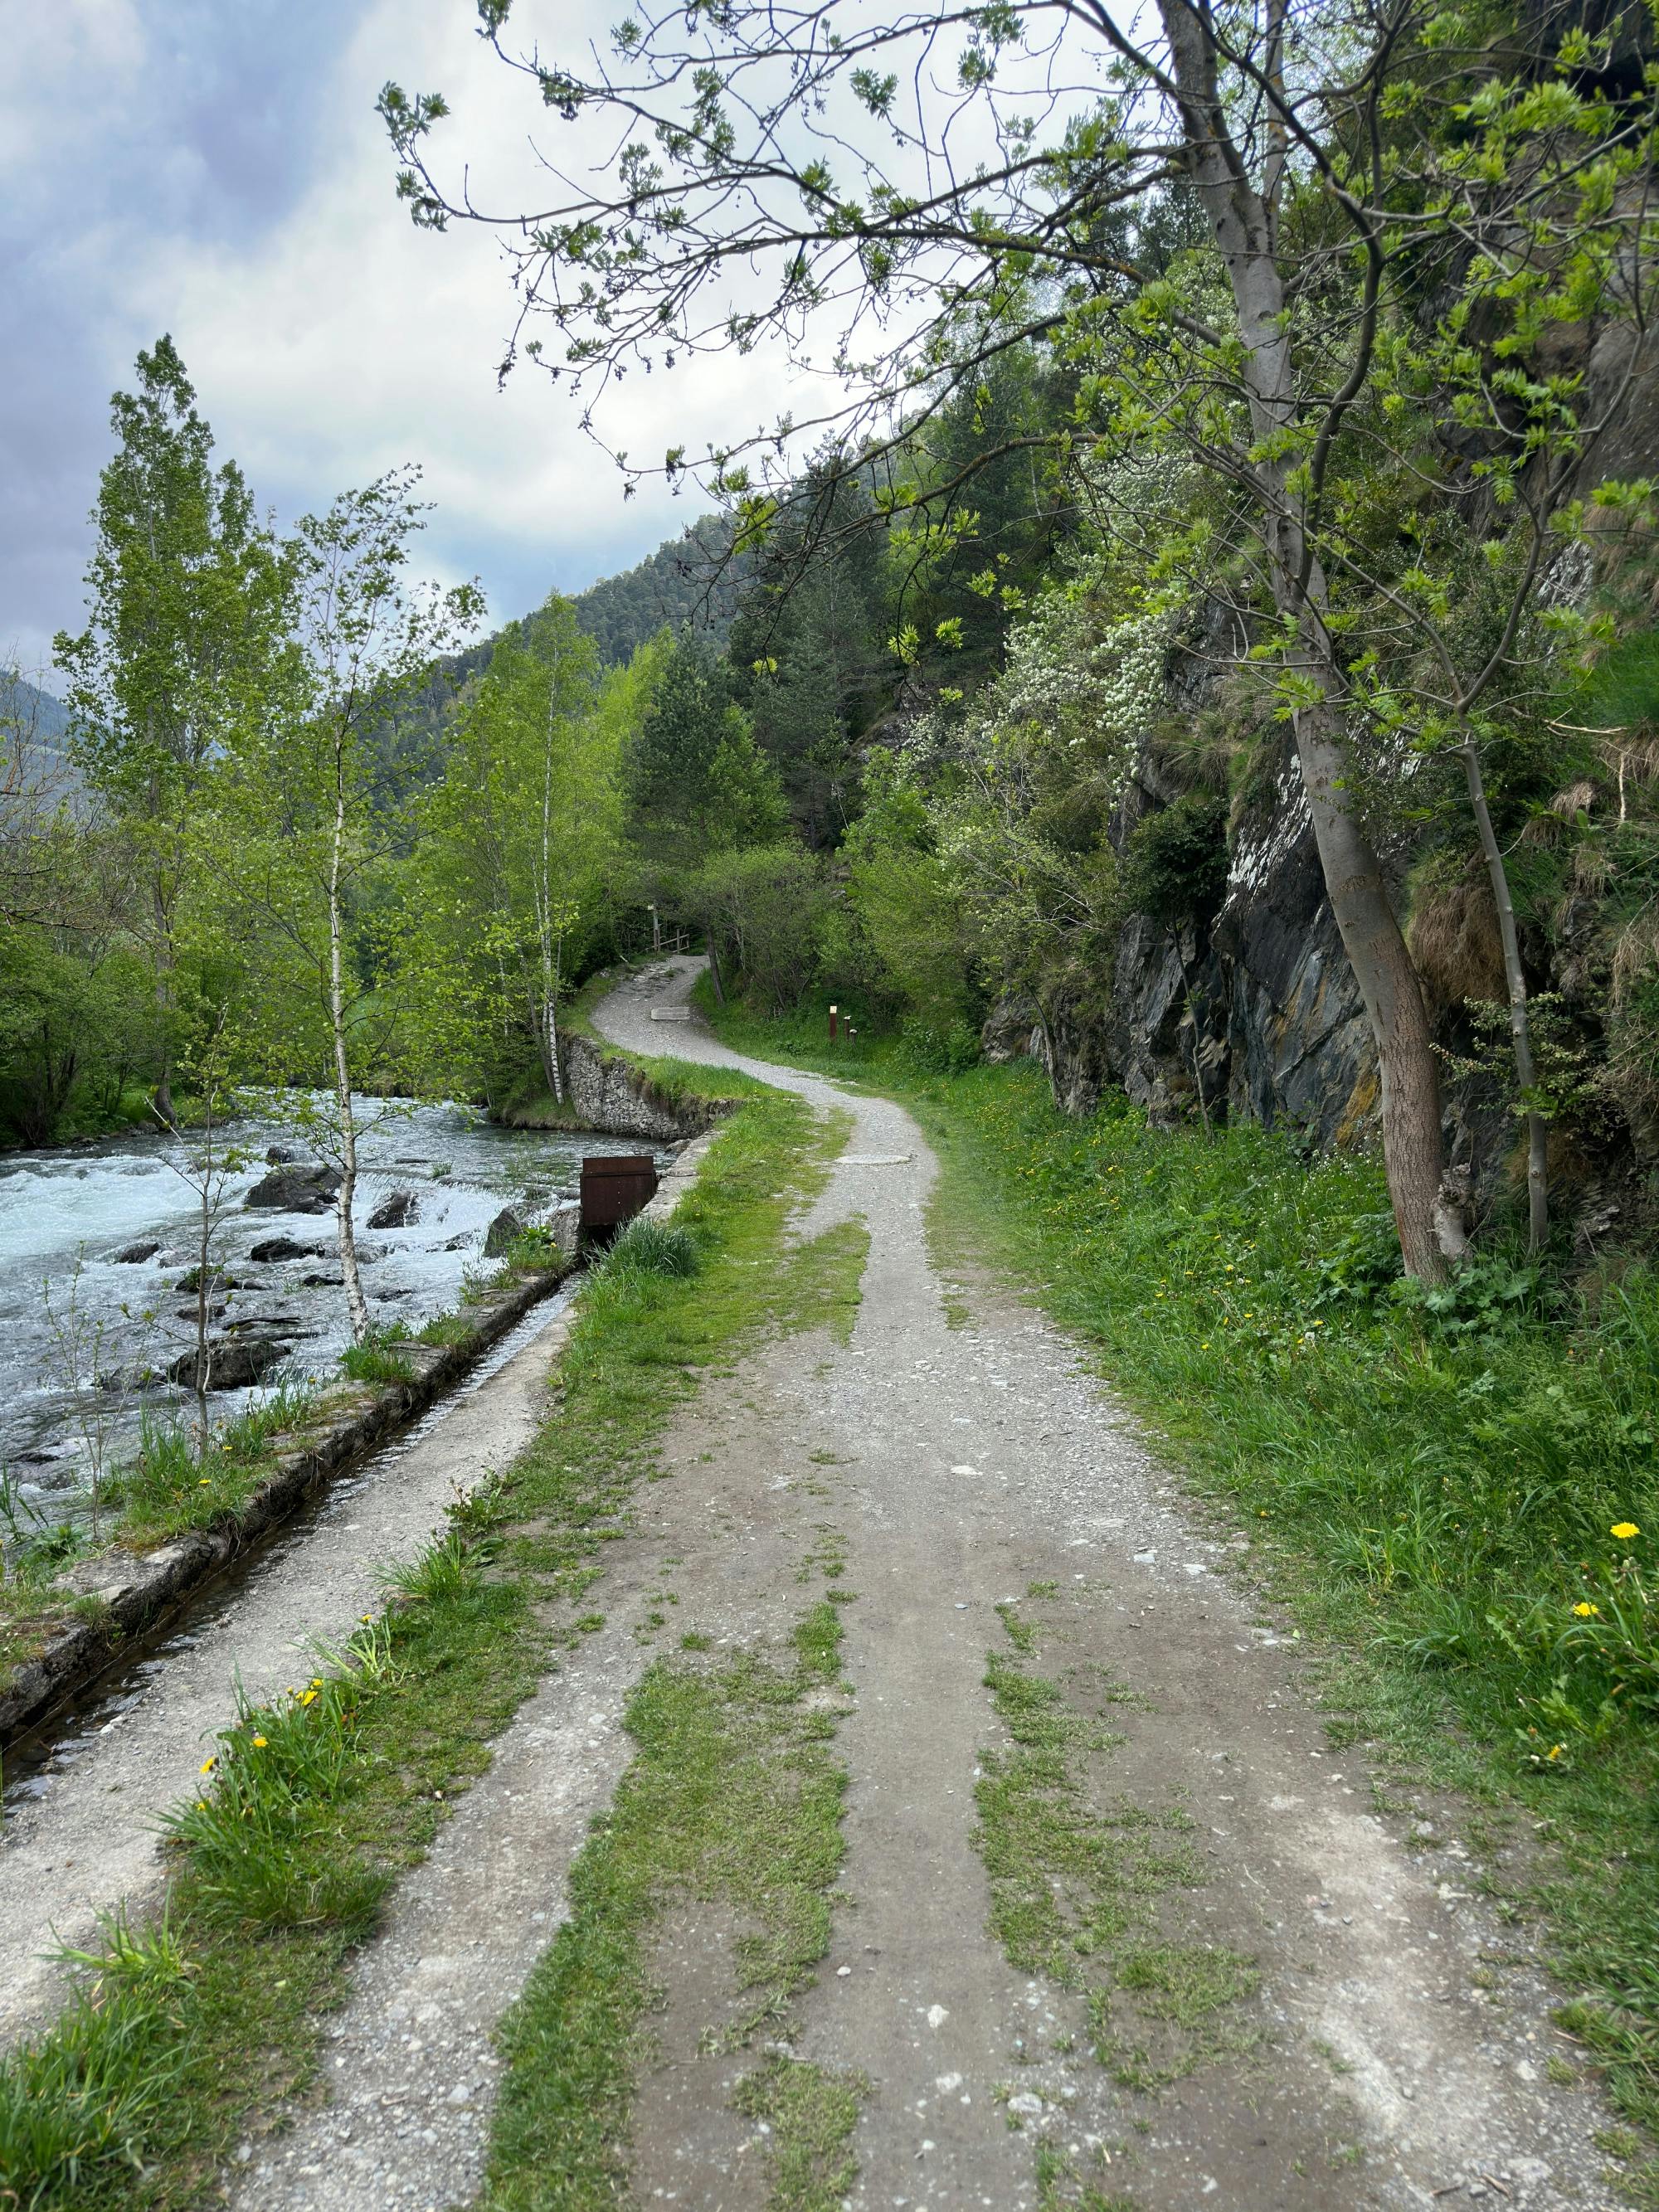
[1293,683,1448,1277]
[1157,0,1448,1276]
[1460,737,1549,1252]
[328,761,370,1344]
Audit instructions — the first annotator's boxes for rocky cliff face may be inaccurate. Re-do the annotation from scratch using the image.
[986,732,1379,1150]
[985,717,1646,1249]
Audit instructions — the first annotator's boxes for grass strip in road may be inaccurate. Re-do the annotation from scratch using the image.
[0,1071,856,2211]
[975,1614,1257,2097]
[702,994,1659,2190]
[483,1599,859,2211]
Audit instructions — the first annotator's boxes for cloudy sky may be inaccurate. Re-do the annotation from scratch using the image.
[2,2,796,676]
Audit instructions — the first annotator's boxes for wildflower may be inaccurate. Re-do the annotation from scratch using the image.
[1611,1523,1640,1541]
[300,1689,319,1706]
[198,1477,211,1487]
[251,1734,269,1748]
[199,1757,216,1774]
[1572,1602,1600,1618]
[1201,1341,1210,1350]
[1546,1743,1565,1761]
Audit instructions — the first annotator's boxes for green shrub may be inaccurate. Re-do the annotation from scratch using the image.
[606,1218,698,1279]
[339,1326,415,1385]
[503,1223,563,1269]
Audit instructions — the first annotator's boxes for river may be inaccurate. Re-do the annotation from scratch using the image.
[0,1101,658,1528]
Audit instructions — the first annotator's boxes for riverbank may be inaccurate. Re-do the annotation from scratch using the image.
[698,984,1659,2173]
[0,1251,573,1746]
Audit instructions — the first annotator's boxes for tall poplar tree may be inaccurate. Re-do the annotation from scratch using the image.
[55,337,290,1124]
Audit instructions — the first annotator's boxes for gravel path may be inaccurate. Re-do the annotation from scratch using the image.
[232,959,1623,2210]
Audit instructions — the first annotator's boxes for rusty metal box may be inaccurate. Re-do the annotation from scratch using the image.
[580,1153,659,1232]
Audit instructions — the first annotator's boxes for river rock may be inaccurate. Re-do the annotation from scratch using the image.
[175,1266,259,1295]
[112,1239,163,1264]
[367,1189,418,1230]
[483,1207,525,1258]
[244,1165,341,1214]
[248,1235,322,1263]
[444,1232,473,1252]
[265,1145,303,1164]
[167,1337,287,1392]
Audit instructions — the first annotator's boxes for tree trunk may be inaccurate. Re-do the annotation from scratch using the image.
[193,1168,213,1456]
[328,771,370,1344]
[1168,930,1212,1139]
[706,934,727,1005]
[152,875,179,1130]
[1157,0,1448,1276]
[1460,737,1549,1252]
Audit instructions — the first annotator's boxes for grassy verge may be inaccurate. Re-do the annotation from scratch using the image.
[701,988,1659,2187]
[0,1065,854,2210]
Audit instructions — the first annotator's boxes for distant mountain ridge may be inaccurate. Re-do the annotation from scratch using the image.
[571,513,742,664]
[3,513,741,795]
[0,670,72,751]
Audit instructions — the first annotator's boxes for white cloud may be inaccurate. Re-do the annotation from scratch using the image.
[3,0,812,664]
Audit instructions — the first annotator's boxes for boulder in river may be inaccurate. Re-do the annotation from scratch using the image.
[175,1266,259,1295]
[244,1165,342,1214]
[367,1189,418,1230]
[265,1145,303,1164]
[483,1206,525,1258]
[167,1337,287,1392]
[248,1235,323,1263]
[112,1239,163,1264]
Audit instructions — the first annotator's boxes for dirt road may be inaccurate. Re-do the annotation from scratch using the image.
[232,959,1621,2210]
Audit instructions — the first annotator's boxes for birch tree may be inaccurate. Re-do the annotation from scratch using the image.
[423,596,619,1105]
[212,472,481,1343]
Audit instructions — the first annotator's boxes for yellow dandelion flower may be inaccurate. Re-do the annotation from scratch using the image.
[1572,1602,1600,1618]
[199,1757,216,1773]
[197,1477,211,1486]
[1611,1522,1640,1541]
[1546,1743,1565,1761]
[300,1689,319,1706]
[251,1734,269,1748]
